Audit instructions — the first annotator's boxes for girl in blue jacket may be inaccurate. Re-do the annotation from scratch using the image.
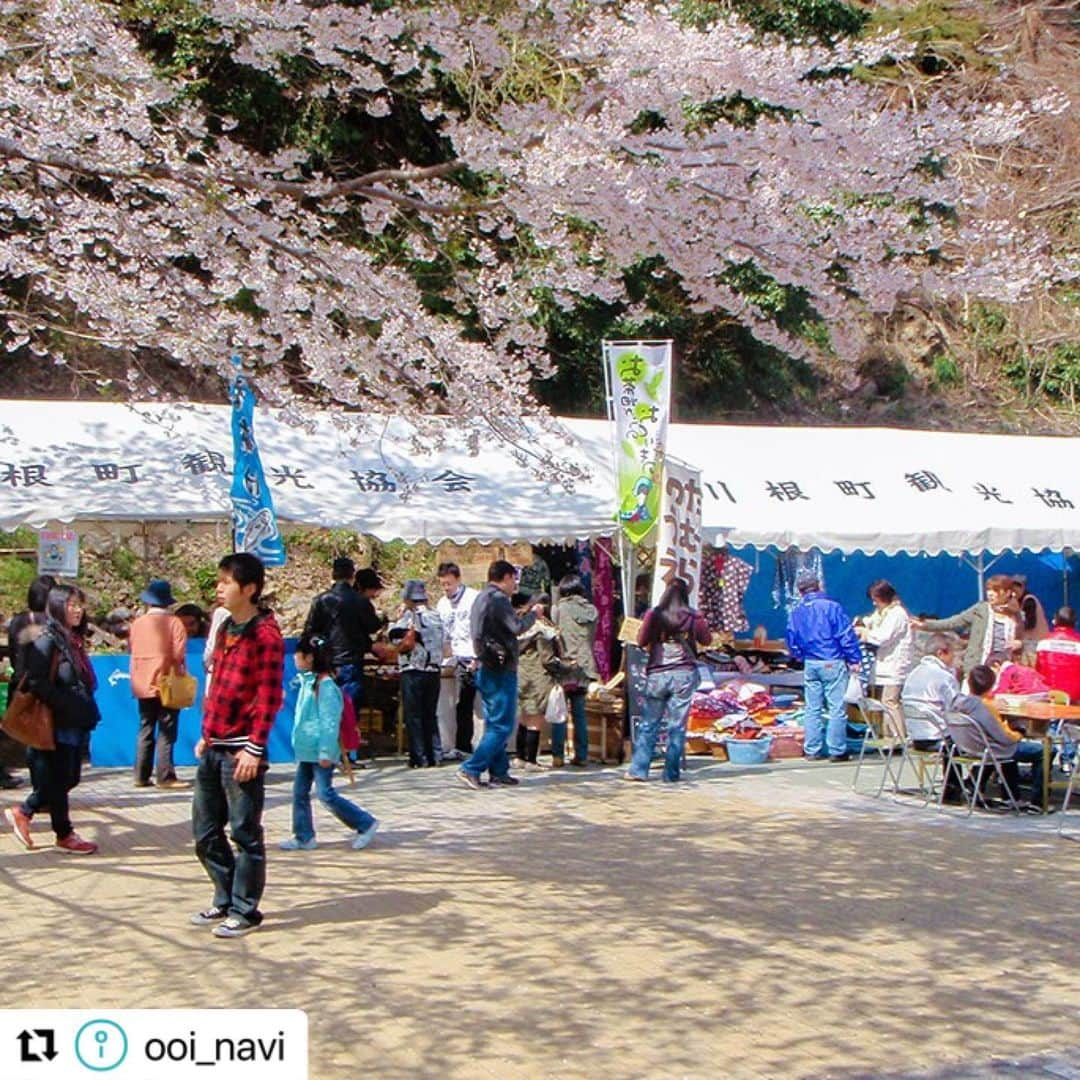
[280,637,379,851]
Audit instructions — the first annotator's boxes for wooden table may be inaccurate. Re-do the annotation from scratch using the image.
[994,701,1080,812]
[730,639,789,655]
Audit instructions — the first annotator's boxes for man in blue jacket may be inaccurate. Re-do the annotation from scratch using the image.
[786,568,862,762]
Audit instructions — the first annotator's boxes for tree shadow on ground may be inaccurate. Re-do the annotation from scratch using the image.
[2,763,1078,1080]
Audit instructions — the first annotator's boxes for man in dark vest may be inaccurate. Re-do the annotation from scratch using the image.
[302,558,380,717]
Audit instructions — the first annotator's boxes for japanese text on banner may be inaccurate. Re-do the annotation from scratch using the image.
[230,364,286,567]
[604,341,671,546]
[651,458,703,607]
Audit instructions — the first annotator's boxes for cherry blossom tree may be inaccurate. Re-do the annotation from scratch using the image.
[0,0,1073,460]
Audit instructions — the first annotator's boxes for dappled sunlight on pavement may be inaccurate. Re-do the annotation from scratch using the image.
[1,758,1077,1079]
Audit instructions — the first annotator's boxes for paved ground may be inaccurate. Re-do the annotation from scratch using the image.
[1,754,1078,1079]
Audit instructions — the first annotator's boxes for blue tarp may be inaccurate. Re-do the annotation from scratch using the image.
[736,546,1080,639]
[88,640,300,768]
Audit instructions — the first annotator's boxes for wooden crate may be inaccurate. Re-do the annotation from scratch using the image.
[686,735,712,756]
[583,701,625,763]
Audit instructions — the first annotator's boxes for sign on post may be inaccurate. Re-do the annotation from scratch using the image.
[37,529,79,576]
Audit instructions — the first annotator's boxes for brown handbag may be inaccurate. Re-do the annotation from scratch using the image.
[1,649,59,751]
[156,614,197,710]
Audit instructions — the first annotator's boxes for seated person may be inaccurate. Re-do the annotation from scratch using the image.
[900,634,959,748]
[1035,605,1080,703]
[951,664,1044,807]
[987,650,1049,696]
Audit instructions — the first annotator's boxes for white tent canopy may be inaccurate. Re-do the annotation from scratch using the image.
[0,400,615,544]
[3,401,1078,555]
[660,421,1080,555]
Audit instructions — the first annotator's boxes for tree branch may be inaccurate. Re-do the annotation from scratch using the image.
[0,136,478,215]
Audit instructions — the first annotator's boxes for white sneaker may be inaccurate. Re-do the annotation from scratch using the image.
[278,837,317,851]
[352,821,379,850]
[212,916,259,939]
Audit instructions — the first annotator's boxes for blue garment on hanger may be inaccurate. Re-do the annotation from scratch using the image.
[772,549,825,614]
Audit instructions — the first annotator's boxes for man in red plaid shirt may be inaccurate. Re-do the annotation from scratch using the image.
[190,553,284,939]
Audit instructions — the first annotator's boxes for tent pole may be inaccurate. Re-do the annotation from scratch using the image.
[961,551,1002,599]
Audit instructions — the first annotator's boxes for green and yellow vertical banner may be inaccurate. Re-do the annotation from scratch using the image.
[603,340,672,547]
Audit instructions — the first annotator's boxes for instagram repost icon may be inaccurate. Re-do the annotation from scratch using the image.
[75,1020,128,1072]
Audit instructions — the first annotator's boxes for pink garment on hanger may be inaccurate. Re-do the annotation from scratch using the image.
[592,539,616,681]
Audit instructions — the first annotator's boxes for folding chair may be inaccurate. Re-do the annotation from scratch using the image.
[1058,720,1079,838]
[851,696,903,797]
[941,710,1021,817]
[896,702,948,805]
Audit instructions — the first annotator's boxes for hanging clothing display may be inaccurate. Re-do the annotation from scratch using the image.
[592,539,616,681]
[574,540,594,601]
[700,549,752,633]
[772,548,825,614]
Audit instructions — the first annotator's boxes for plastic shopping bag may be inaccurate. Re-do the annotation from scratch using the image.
[843,672,864,705]
[545,684,568,724]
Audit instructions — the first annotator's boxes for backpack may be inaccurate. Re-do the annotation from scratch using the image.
[339,692,361,754]
[313,675,361,754]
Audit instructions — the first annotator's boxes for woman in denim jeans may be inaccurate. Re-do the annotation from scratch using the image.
[625,580,711,783]
[6,585,100,854]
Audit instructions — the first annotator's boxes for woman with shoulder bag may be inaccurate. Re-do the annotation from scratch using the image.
[4,585,101,854]
[552,574,599,768]
[626,579,711,783]
[514,594,561,770]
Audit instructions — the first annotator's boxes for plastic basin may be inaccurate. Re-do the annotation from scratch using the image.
[722,736,773,765]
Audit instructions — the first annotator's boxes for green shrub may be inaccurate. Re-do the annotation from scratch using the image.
[0,556,36,612]
[932,353,962,388]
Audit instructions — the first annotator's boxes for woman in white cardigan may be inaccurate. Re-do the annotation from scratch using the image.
[856,580,914,738]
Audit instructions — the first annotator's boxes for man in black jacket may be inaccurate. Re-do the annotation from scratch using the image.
[457,560,536,791]
[302,559,381,717]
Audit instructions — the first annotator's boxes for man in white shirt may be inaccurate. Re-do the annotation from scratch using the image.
[900,634,959,746]
[436,562,479,759]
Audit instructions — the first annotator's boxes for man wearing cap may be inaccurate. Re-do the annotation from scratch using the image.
[129,579,189,789]
[785,568,861,762]
[303,558,382,717]
[389,581,444,768]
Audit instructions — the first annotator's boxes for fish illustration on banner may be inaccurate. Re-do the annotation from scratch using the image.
[230,360,286,566]
[603,341,672,546]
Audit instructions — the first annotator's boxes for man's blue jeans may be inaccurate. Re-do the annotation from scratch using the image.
[292,761,375,842]
[567,688,589,763]
[336,662,364,715]
[1010,739,1047,805]
[629,667,700,781]
[803,658,850,758]
[192,747,267,925]
[463,667,517,780]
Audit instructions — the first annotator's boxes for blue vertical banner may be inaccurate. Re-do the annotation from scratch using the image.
[230,358,287,566]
